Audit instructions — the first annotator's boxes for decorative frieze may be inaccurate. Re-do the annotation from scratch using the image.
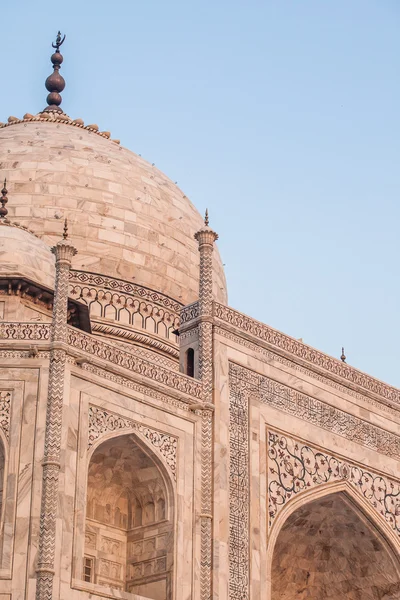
[69,270,182,314]
[68,327,202,399]
[0,322,50,340]
[180,301,199,325]
[216,327,400,417]
[216,303,400,407]
[267,430,400,536]
[79,363,191,412]
[69,282,179,344]
[229,363,400,459]
[88,406,177,480]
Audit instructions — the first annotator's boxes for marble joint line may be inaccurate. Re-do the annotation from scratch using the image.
[267,430,400,536]
[88,405,177,480]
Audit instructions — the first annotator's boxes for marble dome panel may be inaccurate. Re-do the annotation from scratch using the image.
[0,223,55,289]
[0,121,227,305]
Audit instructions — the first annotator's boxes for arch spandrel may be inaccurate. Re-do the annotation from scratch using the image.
[267,430,400,542]
[87,405,177,481]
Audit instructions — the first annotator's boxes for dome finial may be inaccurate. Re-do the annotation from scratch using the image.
[340,347,346,363]
[204,208,209,227]
[63,218,68,239]
[43,31,66,114]
[0,178,8,219]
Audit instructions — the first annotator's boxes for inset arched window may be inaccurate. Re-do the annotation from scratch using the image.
[185,348,195,378]
[85,435,173,599]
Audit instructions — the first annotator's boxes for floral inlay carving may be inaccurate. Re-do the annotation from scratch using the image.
[229,367,249,600]
[0,391,11,440]
[268,431,400,536]
[88,406,177,479]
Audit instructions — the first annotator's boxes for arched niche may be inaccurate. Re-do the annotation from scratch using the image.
[269,487,400,599]
[84,433,174,600]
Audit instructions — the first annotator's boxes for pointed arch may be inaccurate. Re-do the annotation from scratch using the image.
[267,480,400,599]
[84,432,174,599]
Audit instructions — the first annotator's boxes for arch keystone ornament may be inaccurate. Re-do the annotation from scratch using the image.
[35,221,77,600]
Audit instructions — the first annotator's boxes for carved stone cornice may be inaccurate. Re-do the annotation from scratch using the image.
[216,327,400,417]
[67,326,202,399]
[91,321,178,362]
[215,303,400,409]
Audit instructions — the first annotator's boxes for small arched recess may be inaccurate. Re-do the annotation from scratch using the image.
[84,433,174,600]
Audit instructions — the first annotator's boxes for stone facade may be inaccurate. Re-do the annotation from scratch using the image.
[0,113,398,600]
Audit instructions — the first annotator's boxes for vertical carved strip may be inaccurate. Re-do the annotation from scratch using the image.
[228,364,250,600]
[194,217,218,600]
[36,233,76,600]
[200,408,213,600]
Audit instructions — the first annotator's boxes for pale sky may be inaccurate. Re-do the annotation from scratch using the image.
[1,1,400,385]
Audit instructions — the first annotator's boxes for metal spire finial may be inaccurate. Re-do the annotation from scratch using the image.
[63,218,68,239]
[43,31,66,113]
[340,347,346,363]
[204,209,209,227]
[52,31,66,52]
[0,178,8,219]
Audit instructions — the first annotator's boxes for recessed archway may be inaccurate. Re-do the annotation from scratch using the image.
[84,434,174,600]
[271,491,400,599]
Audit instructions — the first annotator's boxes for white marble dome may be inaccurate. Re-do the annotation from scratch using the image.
[0,223,55,289]
[0,119,227,305]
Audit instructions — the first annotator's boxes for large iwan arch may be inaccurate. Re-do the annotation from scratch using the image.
[267,483,400,600]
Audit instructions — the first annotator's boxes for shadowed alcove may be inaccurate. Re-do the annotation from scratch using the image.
[271,492,400,600]
[84,434,173,600]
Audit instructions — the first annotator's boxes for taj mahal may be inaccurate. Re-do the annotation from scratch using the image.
[0,32,398,600]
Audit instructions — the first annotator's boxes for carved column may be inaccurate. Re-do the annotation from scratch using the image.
[194,211,218,600]
[36,224,77,600]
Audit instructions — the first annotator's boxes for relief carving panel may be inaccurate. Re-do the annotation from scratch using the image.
[267,430,400,537]
[88,406,177,479]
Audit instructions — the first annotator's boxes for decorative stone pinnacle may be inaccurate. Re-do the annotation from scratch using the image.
[194,209,218,245]
[341,347,346,363]
[43,31,66,114]
[0,178,8,218]
[51,217,77,260]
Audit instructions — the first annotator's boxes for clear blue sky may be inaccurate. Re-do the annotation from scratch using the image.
[1,1,400,385]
